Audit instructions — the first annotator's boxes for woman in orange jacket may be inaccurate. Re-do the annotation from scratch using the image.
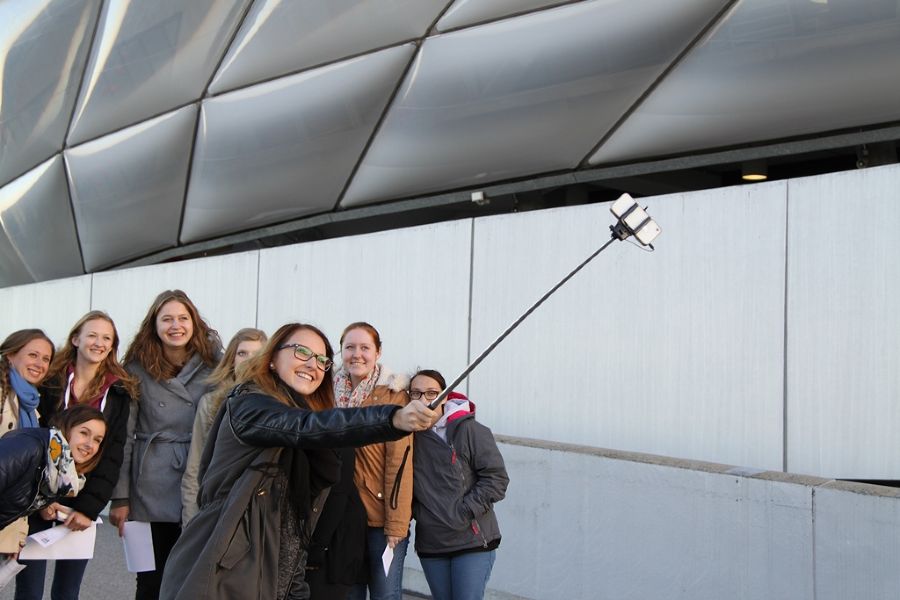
[334,322,412,600]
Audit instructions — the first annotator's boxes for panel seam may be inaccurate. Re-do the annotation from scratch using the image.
[465,218,476,397]
[783,182,791,473]
[578,0,742,168]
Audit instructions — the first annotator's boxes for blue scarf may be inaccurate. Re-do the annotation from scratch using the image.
[9,367,40,428]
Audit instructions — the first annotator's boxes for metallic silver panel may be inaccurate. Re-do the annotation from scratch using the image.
[67,0,249,145]
[0,229,33,288]
[257,220,471,379]
[0,0,101,186]
[468,184,787,470]
[182,45,415,243]
[0,156,83,282]
[91,252,260,348]
[592,0,900,164]
[436,0,571,31]
[786,165,900,479]
[341,0,729,207]
[209,0,448,95]
[0,275,92,344]
[65,105,198,271]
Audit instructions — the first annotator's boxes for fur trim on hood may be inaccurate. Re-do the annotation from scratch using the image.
[375,366,409,392]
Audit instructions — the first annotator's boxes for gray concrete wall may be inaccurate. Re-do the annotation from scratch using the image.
[401,437,900,600]
[1,164,899,478]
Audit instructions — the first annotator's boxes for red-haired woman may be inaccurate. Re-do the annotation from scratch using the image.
[15,311,138,600]
[108,290,221,600]
[335,322,413,600]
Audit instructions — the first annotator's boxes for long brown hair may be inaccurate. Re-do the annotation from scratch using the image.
[236,323,334,412]
[51,404,107,475]
[46,311,139,403]
[123,290,221,381]
[1,329,55,413]
[206,328,267,417]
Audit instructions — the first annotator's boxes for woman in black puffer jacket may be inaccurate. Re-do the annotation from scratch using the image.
[0,406,106,541]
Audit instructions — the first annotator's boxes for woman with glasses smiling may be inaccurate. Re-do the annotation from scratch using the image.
[409,369,509,600]
[158,323,438,600]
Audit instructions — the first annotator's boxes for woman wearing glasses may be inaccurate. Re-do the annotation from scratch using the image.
[409,370,509,600]
[335,322,413,600]
[158,323,437,600]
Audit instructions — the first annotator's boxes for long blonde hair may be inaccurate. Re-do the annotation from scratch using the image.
[123,290,220,381]
[206,328,267,417]
[46,311,138,403]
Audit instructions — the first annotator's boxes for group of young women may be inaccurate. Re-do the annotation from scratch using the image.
[0,289,509,600]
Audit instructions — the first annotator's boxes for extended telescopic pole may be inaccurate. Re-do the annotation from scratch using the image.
[427,234,618,410]
[427,193,660,410]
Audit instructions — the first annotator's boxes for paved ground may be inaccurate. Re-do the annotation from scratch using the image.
[2,523,427,599]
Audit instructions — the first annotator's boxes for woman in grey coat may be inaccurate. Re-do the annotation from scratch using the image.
[158,323,439,600]
[109,290,222,600]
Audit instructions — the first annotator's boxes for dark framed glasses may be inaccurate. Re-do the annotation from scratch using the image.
[278,343,333,371]
[409,390,440,401]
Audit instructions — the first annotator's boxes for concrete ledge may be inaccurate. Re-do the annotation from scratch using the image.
[398,435,900,599]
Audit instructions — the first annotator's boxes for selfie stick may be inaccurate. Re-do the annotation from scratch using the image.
[427,193,661,410]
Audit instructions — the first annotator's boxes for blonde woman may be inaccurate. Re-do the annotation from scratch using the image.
[181,327,266,525]
[16,311,137,600]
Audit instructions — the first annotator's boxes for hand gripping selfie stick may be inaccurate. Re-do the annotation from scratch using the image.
[427,193,661,410]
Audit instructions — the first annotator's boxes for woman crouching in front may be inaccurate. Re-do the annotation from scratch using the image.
[0,405,107,556]
[158,323,438,600]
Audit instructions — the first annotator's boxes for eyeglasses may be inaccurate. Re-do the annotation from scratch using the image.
[409,390,440,401]
[277,344,333,371]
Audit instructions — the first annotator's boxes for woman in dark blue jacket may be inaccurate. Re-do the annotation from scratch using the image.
[410,370,509,600]
[0,405,106,547]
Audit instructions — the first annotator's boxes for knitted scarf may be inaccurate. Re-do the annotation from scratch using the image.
[333,363,381,408]
[9,367,40,429]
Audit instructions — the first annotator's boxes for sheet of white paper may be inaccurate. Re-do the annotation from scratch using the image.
[29,523,71,548]
[19,519,101,561]
[122,521,156,573]
[382,544,394,577]
[0,559,27,590]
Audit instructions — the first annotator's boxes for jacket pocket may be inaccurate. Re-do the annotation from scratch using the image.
[218,511,251,570]
[361,474,385,502]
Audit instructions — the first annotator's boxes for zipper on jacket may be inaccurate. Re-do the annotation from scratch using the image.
[470,519,488,548]
[15,466,47,522]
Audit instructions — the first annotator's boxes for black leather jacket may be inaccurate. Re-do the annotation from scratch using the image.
[160,385,407,600]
